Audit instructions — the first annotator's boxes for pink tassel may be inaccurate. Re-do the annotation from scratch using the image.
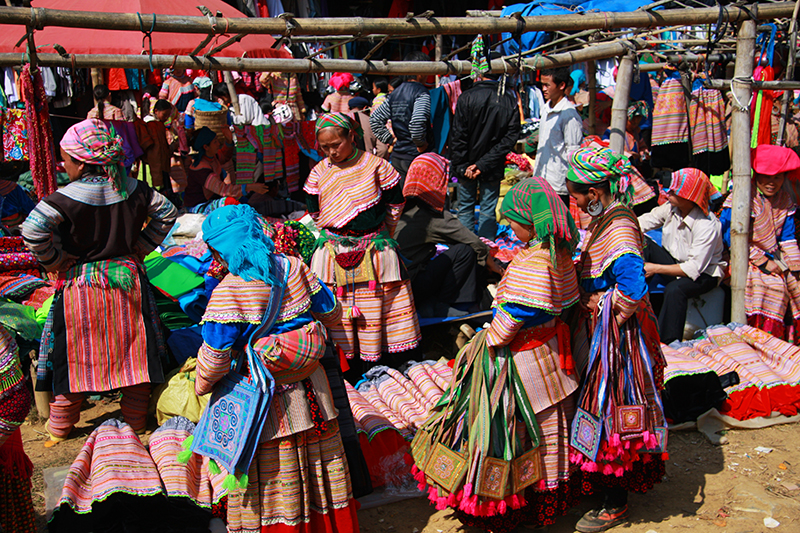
[612,464,625,477]
[462,483,473,498]
[487,501,497,516]
[510,494,524,509]
[411,464,419,475]
[369,280,377,290]
[642,453,652,464]
[602,463,614,476]
[661,452,670,461]
[336,286,344,297]
[446,491,458,508]
[466,495,480,515]
[582,461,599,473]
[435,497,448,511]
[417,480,427,492]
[610,433,622,448]
[351,305,362,318]
[497,499,508,514]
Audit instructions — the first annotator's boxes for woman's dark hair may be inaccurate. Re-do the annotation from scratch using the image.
[389,77,402,89]
[93,84,110,120]
[143,84,160,97]
[567,179,611,195]
[212,83,230,100]
[372,77,388,94]
[259,94,274,114]
[153,99,173,112]
[197,86,213,101]
[404,50,431,62]
[69,156,104,177]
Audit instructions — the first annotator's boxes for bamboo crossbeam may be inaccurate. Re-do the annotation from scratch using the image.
[0,3,793,38]
[706,79,800,89]
[0,38,646,74]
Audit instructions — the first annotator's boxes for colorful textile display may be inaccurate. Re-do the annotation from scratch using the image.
[21,65,58,199]
[283,123,301,192]
[651,75,689,147]
[664,323,800,420]
[689,86,728,156]
[262,123,284,183]
[3,108,28,161]
[233,124,262,185]
[751,66,776,148]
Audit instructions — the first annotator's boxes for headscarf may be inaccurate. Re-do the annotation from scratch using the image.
[570,70,586,96]
[500,177,579,266]
[567,147,636,205]
[202,204,278,286]
[315,112,363,139]
[752,144,800,181]
[192,76,213,89]
[60,118,128,199]
[668,168,711,215]
[191,127,217,165]
[403,153,450,212]
[524,130,539,155]
[329,72,354,91]
[627,100,649,119]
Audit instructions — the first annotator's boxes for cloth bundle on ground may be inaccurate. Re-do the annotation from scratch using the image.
[50,418,220,533]
[663,323,800,421]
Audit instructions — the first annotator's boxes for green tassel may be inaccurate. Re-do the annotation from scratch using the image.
[238,474,249,490]
[176,449,193,464]
[208,459,221,475]
[180,435,194,450]
[222,474,238,492]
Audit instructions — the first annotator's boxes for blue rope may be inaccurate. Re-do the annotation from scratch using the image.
[137,13,156,71]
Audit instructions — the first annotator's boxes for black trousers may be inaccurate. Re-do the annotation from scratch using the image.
[412,243,479,309]
[644,237,719,344]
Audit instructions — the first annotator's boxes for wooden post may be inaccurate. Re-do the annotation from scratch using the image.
[434,34,443,87]
[588,60,597,134]
[90,67,102,88]
[609,53,634,154]
[223,70,241,116]
[730,17,757,324]
[777,0,800,145]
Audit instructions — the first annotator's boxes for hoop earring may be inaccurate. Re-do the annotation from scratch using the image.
[587,199,604,217]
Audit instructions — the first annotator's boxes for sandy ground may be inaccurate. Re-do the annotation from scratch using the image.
[19,394,800,533]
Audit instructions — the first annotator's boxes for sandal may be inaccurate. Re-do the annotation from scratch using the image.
[575,506,629,533]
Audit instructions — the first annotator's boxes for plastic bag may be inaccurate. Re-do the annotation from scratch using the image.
[150,358,209,425]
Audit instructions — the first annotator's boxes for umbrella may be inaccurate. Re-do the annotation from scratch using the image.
[0,0,289,59]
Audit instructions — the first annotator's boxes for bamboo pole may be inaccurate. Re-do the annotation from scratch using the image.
[0,3,794,37]
[706,79,800,90]
[435,34,443,87]
[777,0,800,145]
[588,60,597,133]
[223,71,240,116]
[0,39,647,74]
[609,54,634,154]
[729,17,757,325]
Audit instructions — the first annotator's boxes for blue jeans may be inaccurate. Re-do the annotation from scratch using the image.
[456,178,500,239]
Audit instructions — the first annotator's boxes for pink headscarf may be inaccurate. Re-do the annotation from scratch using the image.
[752,144,800,181]
[329,72,354,91]
[60,119,128,198]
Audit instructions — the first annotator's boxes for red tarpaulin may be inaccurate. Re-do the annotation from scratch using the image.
[0,0,289,59]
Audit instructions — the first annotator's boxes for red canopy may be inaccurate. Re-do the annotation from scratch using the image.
[0,0,289,58]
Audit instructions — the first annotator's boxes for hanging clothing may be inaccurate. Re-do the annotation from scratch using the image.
[3,108,28,162]
[751,66,776,148]
[428,86,451,156]
[650,72,691,170]
[22,65,58,199]
[283,122,301,193]
[688,82,730,176]
[260,72,306,122]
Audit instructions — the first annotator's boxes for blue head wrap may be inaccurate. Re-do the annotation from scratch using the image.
[570,70,586,96]
[202,204,277,285]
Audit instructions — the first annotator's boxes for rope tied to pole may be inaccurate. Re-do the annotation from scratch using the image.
[137,12,156,71]
[29,7,43,31]
[730,76,753,112]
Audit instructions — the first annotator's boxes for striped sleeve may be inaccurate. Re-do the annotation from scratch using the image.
[137,188,178,254]
[408,92,431,146]
[369,98,394,144]
[486,305,524,348]
[21,200,65,268]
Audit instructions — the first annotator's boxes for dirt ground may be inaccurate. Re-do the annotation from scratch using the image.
[20,397,800,533]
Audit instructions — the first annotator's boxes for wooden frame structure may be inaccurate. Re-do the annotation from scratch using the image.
[0,2,797,322]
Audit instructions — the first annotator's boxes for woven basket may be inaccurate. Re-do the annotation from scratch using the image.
[194,109,228,142]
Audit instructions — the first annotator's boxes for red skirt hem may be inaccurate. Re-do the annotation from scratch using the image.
[260,499,360,533]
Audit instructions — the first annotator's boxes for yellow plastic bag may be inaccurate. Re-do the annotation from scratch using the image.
[150,358,209,426]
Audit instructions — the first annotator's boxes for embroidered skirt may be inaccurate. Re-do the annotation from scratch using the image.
[45,264,166,396]
[225,419,360,533]
[0,430,35,533]
[310,238,420,361]
[745,265,800,341]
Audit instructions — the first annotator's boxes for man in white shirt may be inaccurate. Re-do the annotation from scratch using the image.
[534,67,584,205]
[213,83,269,127]
[638,168,726,344]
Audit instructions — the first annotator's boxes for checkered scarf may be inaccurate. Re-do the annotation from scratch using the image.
[60,119,128,199]
[501,177,579,266]
[567,147,636,205]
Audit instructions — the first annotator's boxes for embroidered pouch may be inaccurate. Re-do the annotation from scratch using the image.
[477,456,511,500]
[511,446,542,494]
[644,426,669,454]
[327,242,376,286]
[424,442,469,493]
[410,427,434,467]
[614,404,646,435]
[570,407,602,462]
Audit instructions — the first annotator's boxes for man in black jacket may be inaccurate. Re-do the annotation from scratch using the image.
[451,71,520,239]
